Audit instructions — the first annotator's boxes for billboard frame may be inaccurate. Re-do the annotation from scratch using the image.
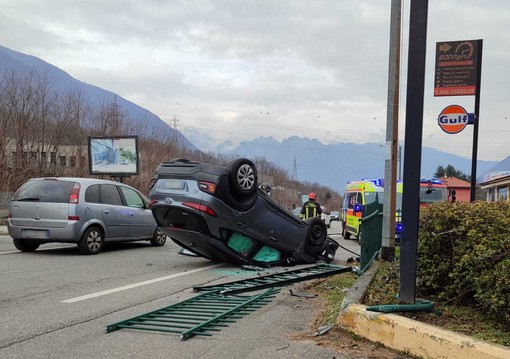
[88,136,139,176]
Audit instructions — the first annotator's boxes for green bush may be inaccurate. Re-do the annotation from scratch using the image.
[417,201,510,324]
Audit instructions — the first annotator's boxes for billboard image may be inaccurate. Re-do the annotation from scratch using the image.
[88,136,139,175]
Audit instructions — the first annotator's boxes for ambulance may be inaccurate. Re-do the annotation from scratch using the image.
[341,179,403,242]
[419,179,448,206]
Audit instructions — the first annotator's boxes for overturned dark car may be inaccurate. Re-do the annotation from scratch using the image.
[149,158,339,267]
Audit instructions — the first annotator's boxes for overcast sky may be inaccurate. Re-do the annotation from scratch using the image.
[1,0,509,161]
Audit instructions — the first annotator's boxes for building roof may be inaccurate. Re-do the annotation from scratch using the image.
[478,154,510,183]
[439,176,471,188]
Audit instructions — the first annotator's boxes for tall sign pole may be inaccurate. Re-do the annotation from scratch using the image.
[470,40,483,201]
[399,0,428,304]
[382,0,401,262]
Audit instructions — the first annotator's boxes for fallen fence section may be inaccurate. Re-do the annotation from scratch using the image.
[193,263,351,295]
[106,263,350,340]
[106,288,279,341]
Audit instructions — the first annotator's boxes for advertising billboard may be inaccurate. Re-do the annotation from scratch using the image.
[88,136,139,176]
[434,39,482,96]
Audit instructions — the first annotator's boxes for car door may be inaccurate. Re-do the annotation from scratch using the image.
[119,185,155,238]
[99,184,130,240]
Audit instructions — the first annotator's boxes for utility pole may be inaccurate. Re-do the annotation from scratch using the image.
[291,156,298,181]
[398,144,402,181]
[382,0,401,262]
[172,115,180,131]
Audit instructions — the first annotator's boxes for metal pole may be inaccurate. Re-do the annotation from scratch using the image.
[382,0,402,262]
[398,145,402,181]
[399,0,429,304]
[470,40,483,202]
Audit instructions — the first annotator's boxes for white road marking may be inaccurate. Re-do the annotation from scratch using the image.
[0,250,22,255]
[61,263,224,303]
[0,244,76,255]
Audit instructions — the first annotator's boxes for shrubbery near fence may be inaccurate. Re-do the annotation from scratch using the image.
[418,201,510,324]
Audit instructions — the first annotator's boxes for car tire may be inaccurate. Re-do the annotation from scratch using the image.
[341,223,351,239]
[229,158,258,198]
[306,217,327,247]
[150,228,167,247]
[357,230,362,246]
[78,226,104,255]
[13,238,40,252]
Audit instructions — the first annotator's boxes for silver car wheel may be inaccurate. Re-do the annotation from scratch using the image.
[87,230,102,251]
[151,228,167,246]
[237,164,255,191]
[78,226,104,255]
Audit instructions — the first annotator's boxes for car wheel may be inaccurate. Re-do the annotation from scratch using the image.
[306,217,327,247]
[78,227,104,255]
[150,228,167,247]
[13,238,40,252]
[342,223,351,239]
[229,158,258,197]
[357,230,362,246]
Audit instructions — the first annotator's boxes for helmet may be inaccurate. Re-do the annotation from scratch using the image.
[309,192,316,200]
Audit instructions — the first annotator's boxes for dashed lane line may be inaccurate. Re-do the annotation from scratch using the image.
[61,263,224,303]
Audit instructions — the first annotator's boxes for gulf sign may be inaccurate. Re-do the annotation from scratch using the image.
[437,105,475,134]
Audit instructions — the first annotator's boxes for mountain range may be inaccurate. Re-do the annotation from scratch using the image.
[1,44,499,192]
[185,133,499,193]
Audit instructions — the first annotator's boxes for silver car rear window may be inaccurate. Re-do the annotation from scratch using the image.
[13,180,75,203]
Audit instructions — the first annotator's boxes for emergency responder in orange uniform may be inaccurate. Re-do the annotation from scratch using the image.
[300,192,322,219]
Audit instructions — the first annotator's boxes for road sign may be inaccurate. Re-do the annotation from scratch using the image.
[437,105,475,134]
[434,40,481,96]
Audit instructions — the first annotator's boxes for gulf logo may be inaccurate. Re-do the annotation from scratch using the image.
[437,105,470,134]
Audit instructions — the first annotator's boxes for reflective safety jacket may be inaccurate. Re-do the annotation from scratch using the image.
[300,200,322,219]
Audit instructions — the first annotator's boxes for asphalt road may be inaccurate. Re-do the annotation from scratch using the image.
[0,221,359,359]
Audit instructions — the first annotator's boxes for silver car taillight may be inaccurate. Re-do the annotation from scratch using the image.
[69,182,81,204]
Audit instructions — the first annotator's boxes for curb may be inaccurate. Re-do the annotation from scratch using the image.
[337,260,510,359]
[337,303,510,359]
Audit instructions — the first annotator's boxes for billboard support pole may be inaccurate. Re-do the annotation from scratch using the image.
[470,40,483,202]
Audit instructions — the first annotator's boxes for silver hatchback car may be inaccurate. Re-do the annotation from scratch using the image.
[8,177,166,254]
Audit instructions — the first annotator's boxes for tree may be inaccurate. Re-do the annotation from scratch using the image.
[433,164,470,181]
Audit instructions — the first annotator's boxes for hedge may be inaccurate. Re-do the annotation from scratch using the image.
[417,201,510,324]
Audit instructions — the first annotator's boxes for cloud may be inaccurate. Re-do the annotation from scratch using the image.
[0,0,509,161]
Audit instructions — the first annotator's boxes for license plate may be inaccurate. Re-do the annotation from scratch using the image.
[22,229,49,239]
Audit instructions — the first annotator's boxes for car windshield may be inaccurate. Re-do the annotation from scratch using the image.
[364,191,384,204]
[419,187,448,203]
[364,191,403,211]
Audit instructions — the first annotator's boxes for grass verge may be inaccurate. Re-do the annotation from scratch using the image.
[305,271,358,324]
[363,259,510,347]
